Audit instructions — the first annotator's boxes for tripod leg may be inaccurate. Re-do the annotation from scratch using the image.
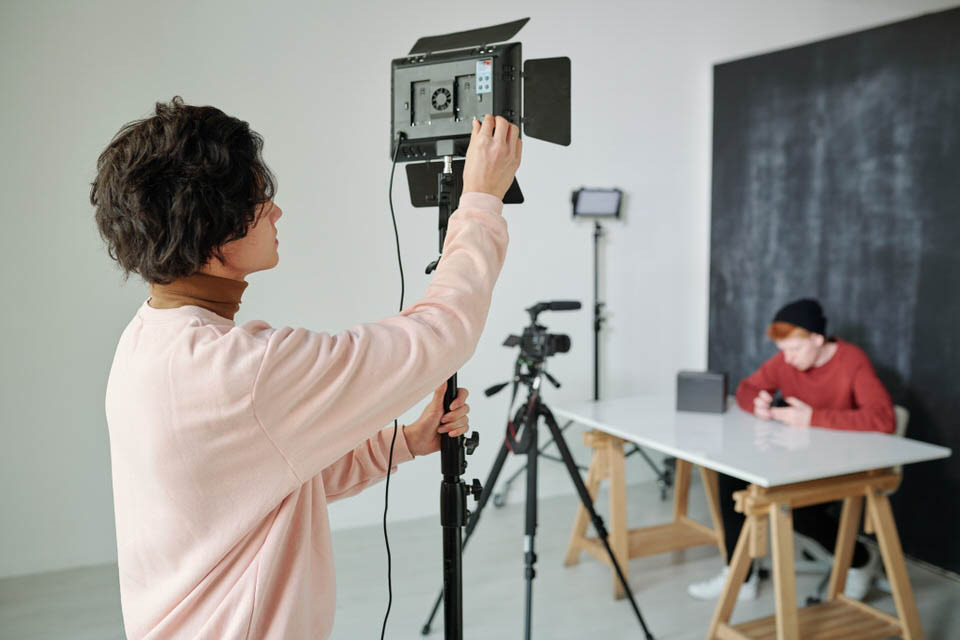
[541,405,656,640]
[495,419,580,506]
[421,439,512,636]
[523,414,539,640]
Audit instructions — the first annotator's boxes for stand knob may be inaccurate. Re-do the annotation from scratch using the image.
[464,431,480,455]
[468,478,483,500]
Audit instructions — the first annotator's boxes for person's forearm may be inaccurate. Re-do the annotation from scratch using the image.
[826,364,896,433]
[736,381,760,413]
[321,426,415,501]
[399,192,508,364]
[735,357,779,414]
[810,406,895,433]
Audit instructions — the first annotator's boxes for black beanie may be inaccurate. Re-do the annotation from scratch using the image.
[772,298,827,336]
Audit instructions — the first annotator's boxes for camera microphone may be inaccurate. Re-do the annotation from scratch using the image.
[525,300,581,316]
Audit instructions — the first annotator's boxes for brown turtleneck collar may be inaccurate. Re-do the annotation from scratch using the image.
[148,273,248,321]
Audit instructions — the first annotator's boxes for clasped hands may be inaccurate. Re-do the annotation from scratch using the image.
[754,390,812,427]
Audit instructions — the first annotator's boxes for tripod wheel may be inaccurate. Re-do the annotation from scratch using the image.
[420,623,431,635]
[493,492,506,508]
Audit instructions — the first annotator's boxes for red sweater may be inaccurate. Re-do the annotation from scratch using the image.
[735,339,895,433]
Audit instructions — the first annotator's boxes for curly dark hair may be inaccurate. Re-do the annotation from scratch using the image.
[91,96,277,284]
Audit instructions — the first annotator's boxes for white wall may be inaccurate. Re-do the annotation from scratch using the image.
[1,0,954,579]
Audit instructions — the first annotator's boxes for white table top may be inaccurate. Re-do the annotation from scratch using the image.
[553,395,952,487]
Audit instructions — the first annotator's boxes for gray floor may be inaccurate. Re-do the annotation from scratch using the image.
[3,476,959,639]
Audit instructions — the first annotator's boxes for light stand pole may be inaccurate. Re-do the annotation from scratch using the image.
[592,220,605,401]
[428,156,483,640]
[572,188,622,400]
[574,188,675,498]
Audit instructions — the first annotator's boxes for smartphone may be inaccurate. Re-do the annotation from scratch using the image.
[771,390,789,408]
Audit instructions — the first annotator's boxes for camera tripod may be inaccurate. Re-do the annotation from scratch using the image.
[492,221,675,510]
[420,359,655,639]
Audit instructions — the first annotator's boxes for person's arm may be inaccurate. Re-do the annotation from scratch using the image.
[321,426,415,502]
[320,384,470,500]
[810,364,895,433]
[736,355,781,414]
[251,194,508,483]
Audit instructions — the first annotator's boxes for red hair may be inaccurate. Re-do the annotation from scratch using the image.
[766,322,811,341]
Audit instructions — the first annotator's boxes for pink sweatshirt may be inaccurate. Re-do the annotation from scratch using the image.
[105,193,508,639]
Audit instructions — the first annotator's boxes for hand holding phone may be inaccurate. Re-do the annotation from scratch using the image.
[771,390,790,408]
[754,390,773,419]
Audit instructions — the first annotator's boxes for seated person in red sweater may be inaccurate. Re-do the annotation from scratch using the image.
[688,298,895,602]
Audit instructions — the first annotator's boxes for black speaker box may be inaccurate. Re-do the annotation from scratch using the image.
[676,371,728,414]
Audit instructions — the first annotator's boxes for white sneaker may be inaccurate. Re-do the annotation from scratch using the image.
[795,532,876,600]
[844,547,878,600]
[688,565,759,601]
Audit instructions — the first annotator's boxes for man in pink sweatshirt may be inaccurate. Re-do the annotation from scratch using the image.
[91,96,521,639]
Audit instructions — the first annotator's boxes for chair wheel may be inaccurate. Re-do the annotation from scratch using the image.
[806,596,821,606]
[493,493,506,508]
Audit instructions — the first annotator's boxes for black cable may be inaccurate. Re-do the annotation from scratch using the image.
[381,133,404,640]
[389,134,406,312]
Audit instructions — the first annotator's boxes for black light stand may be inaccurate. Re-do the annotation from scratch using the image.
[429,157,484,640]
[592,220,605,401]
[572,187,621,402]
[405,149,525,640]
[393,17,571,638]
[574,188,676,499]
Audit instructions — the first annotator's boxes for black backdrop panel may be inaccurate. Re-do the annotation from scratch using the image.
[708,8,960,573]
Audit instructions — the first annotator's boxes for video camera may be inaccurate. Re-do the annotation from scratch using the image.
[503,300,580,365]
